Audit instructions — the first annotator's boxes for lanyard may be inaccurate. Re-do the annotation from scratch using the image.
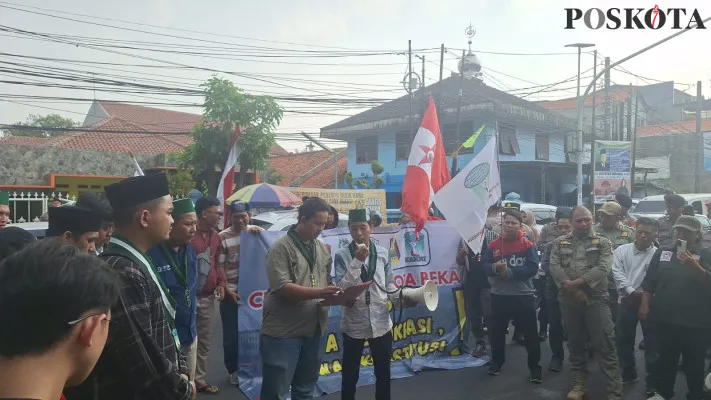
[287,228,317,287]
[158,244,189,288]
[109,236,177,322]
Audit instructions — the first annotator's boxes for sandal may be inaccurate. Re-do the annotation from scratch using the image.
[196,383,219,394]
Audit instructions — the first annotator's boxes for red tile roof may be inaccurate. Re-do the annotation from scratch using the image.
[268,149,346,188]
[2,102,289,156]
[301,156,348,188]
[637,118,711,138]
[537,89,634,111]
[0,136,50,146]
[97,101,201,133]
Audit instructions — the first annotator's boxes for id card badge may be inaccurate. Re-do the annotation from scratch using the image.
[171,328,182,351]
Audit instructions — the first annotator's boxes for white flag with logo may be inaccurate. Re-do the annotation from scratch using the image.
[433,137,501,253]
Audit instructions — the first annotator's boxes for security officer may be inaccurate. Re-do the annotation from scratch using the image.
[595,202,635,324]
[550,206,623,400]
[657,193,686,248]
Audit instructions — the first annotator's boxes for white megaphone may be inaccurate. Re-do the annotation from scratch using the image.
[401,280,439,311]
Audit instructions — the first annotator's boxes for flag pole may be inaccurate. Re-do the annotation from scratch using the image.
[494,120,506,263]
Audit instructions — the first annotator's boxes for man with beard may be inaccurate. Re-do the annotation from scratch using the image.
[217,201,262,385]
[147,198,200,381]
[0,192,9,229]
[46,206,102,254]
[76,192,114,255]
[64,173,194,400]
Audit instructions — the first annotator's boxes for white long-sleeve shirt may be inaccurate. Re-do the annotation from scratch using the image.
[334,241,399,339]
[611,242,657,301]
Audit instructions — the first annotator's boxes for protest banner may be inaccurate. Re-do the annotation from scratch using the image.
[593,141,631,202]
[287,187,386,218]
[433,137,501,253]
[237,222,485,399]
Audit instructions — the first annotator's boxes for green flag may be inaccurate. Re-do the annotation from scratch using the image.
[461,124,486,149]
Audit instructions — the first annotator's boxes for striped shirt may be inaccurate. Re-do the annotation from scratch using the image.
[218,225,261,293]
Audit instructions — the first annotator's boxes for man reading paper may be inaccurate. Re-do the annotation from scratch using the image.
[334,208,415,400]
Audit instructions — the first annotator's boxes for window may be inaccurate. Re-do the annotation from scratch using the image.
[440,121,476,155]
[535,134,549,160]
[498,124,519,155]
[395,133,410,161]
[356,136,378,164]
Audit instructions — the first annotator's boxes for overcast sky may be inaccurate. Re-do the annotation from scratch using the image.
[1,0,709,151]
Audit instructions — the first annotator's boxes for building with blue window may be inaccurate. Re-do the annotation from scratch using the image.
[320,56,583,209]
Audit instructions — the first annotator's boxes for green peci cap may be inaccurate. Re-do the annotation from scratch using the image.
[349,208,368,223]
[172,198,196,217]
[0,192,8,206]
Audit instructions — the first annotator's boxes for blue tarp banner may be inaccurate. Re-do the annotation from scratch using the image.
[237,221,486,399]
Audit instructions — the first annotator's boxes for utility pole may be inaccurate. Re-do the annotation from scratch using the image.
[438,44,445,131]
[421,55,426,115]
[590,50,597,214]
[408,40,413,141]
[627,84,633,141]
[451,49,466,177]
[604,57,611,140]
[631,89,639,194]
[696,80,703,192]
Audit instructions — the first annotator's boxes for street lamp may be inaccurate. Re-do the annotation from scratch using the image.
[565,43,595,206]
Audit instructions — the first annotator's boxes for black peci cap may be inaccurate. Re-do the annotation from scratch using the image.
[104,173,170,211]
[46,206,102,237]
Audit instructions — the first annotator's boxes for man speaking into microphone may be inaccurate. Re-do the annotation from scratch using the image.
[334,208,414,400]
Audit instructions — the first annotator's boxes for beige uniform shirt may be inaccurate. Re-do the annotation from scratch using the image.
[549,229,613,304]
[261,233,332,338]
[595,223,635,291]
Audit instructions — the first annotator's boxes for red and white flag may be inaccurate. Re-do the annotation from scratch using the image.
[216,126,243,230]
[401,97,451,234]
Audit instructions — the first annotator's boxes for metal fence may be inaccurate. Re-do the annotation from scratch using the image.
[8,192,75,223]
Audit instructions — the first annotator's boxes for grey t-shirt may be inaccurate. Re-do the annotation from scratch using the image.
[261,234,332,338]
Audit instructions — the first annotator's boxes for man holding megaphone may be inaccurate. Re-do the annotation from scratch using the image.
[334,208,416,400]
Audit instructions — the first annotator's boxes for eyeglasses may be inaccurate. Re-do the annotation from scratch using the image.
[67,313,113,327]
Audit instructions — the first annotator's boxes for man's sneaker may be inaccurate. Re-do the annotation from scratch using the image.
[622,368,638,384]
[538,333,548,342]
[647,394,665,400]
[471,342,487,358]
[638,340,645,350]
[488,361,503,376]
[229,371,239,385]
[548,356,563,372]
[529,366,543,384]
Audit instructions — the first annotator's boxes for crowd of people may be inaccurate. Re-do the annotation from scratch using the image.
[1,178,711,400]
[457,192,711,400]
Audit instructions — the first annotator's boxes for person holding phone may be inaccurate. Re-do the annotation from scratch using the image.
[640,216,711,400]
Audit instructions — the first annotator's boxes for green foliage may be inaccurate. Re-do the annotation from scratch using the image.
[5,114,79,138]
[263,167,284,185]
[167,169,196,197]
[175,77,283,190]
[344,171,355,189]
[353,161,384,189]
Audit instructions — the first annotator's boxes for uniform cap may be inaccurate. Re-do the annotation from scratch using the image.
[598,202,622,216]
[614,193,633,209]
[673,215,701,232]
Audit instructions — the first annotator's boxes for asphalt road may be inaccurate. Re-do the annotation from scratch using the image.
[200,316,692,400]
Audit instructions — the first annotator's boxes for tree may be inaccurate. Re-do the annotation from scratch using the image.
[354,161,384,189]
[262,167,284,185]
[167,169,196,197]
[5,114,79,138]
[176,77,283,194]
